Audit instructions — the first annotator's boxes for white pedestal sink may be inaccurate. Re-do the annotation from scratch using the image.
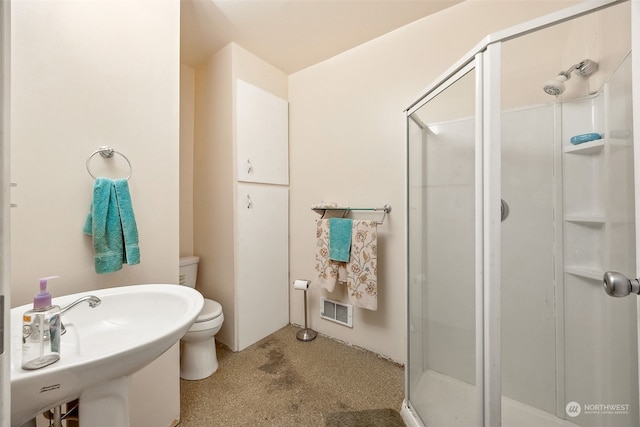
[10,284,204,427]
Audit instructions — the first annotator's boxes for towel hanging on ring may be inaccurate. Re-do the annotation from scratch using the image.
[83,177,140,274]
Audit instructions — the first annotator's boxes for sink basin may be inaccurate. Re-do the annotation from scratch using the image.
[10,284,203,427]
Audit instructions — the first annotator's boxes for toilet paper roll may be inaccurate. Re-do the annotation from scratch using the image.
[293,279,311,290]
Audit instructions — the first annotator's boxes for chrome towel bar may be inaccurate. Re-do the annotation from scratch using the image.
[311,204,391,225]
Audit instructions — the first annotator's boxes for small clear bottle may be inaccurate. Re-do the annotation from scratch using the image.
[22,276,61,370]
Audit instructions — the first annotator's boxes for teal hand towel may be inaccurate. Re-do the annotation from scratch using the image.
[329,218,353,262]
[114,179,140,266]
[83,177,124,274]
[83,178,140,273]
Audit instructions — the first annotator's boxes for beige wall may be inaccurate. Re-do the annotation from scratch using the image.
[10,1,181,426]
[193,43,288,350]
[180,64,195,257]
[193,44,235,348]
[288,0,582,363]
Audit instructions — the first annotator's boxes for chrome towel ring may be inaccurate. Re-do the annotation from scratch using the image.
[86,146,132,180]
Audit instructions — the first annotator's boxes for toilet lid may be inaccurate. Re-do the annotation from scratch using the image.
[196,299,223,323]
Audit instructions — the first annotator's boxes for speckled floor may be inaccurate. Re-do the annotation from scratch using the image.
[179,325,405,426]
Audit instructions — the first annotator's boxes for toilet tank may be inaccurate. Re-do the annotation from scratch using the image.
[179,256,200,288]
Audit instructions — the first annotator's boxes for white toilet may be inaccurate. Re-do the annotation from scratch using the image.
[179,256,224,380]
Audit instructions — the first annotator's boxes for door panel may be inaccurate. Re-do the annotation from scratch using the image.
[236,183,289,350]
[236,79,288,185]
[407,67,477,427]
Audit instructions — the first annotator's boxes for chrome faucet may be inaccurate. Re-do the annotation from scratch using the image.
[60,295,102,335]
[60,295,101,315]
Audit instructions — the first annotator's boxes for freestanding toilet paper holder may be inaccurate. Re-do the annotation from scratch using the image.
[294,280,317,342]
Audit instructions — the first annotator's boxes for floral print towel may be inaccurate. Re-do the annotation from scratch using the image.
[314,219,345,292]
[347,220,378,310]
[314,219,378,310]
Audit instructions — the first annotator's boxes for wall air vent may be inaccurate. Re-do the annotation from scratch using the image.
[320,298,353,327]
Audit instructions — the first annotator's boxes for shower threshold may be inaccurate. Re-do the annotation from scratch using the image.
[410,370,580,427]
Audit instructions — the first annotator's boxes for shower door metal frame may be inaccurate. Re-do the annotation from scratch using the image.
[0,0,10,424]
[631,2,640,419]
[403,46,506,427]
[403,57,483,426]
[481,42,501,427]
[403,0,637,426]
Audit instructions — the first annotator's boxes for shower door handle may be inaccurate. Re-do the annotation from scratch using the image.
[501,199,509,222]
[603,271,640,297]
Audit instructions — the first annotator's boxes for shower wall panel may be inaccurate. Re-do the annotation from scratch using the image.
[562,54,638,427]
[501,105,557,413]
[423,106,558,410]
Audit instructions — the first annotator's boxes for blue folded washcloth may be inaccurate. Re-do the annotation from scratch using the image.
[83,177,139,274]
[329,218,353,262]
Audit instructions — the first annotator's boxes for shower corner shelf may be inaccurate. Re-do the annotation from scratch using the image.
[563,139,604,154]
[562,137,632,154]
[564,266,603,281]
[563,214,605,224]
[561,131,609,286]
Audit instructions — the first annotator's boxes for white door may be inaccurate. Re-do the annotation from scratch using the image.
[235,79,289,185]
[236,183,289,351]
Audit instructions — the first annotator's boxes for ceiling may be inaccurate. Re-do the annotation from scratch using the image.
[180,0,464,74]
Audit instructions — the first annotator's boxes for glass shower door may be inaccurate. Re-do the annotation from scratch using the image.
[407,65,478,426]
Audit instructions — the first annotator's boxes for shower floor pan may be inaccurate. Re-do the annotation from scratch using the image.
[411,370,580,427]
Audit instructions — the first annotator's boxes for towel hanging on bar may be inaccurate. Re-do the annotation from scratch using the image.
[314,219,378,311]
[329,218,352,262]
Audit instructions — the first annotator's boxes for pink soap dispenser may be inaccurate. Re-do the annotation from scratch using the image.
[22,276,61,369]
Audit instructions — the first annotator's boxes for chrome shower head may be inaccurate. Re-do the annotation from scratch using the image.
[543,59,598,96]
[543,72,570,96]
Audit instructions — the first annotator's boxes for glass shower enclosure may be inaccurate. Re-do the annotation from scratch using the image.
[403,1,639,426]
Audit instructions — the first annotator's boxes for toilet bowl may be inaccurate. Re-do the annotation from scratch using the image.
[180,299,224,380]
[179,256,224,381]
